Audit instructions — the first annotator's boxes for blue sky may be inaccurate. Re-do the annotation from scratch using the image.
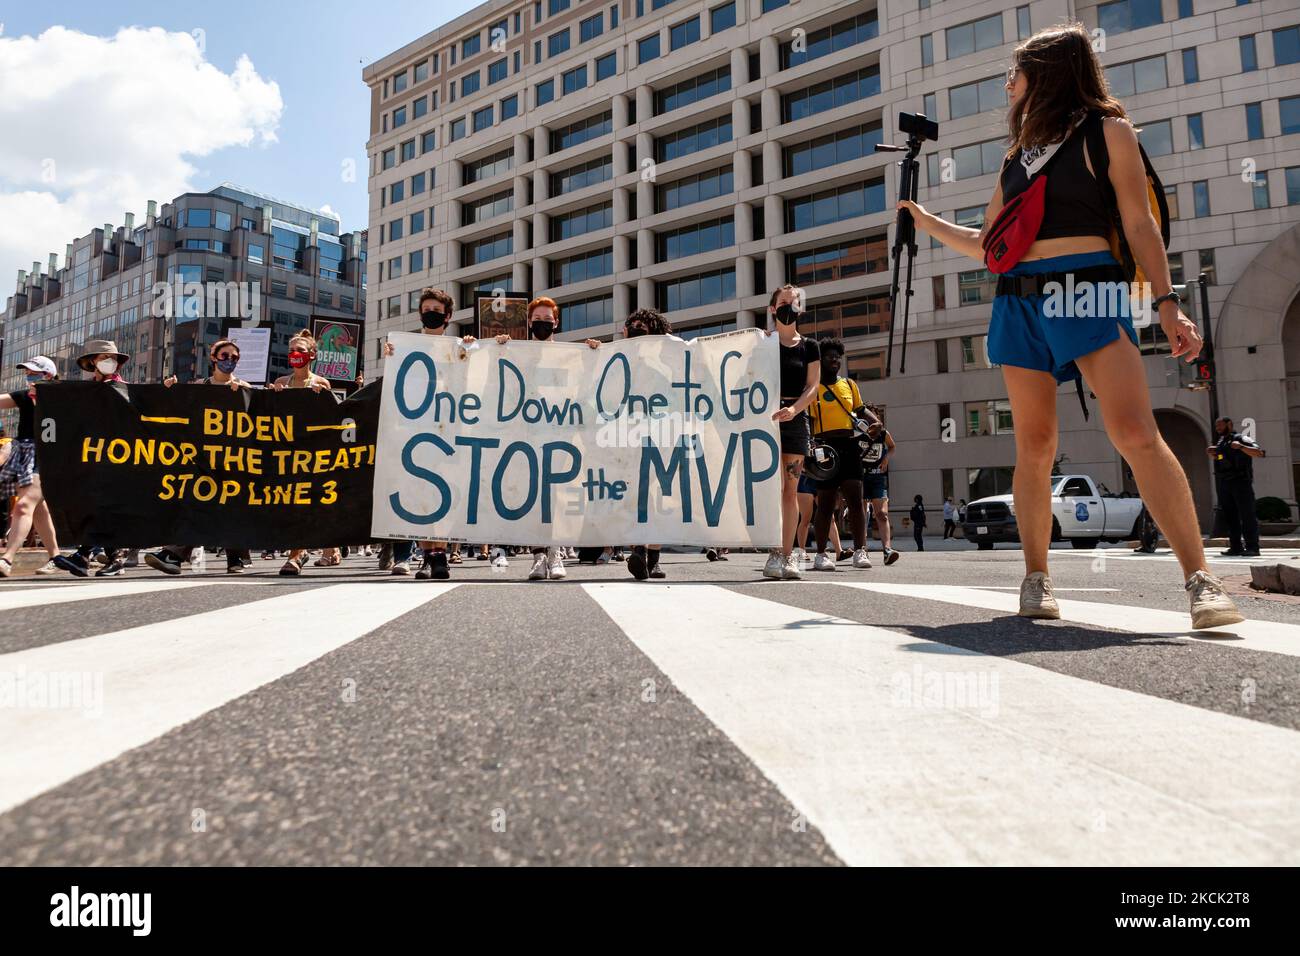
[0,0,480,279]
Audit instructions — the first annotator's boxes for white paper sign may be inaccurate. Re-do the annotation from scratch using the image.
[227,327,271,384]
[372,329,783,547]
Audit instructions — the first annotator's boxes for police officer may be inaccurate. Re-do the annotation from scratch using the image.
[1208,416,1265,557]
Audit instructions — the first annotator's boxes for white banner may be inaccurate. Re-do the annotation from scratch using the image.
[372,329,783,547]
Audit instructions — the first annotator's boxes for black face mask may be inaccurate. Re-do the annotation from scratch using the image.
[626,326,648,338]
[420,310,447,330]
[774,303,797,325]
[821,363,839,385]
[530,320,555,340]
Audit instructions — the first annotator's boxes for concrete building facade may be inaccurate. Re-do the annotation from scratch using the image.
[362,0,1300,526]
[1,183,367,418]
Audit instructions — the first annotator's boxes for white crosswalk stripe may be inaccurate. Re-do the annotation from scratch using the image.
[1055,547,1300,565]
[0,583,458,815]
[584,582,1300,866]
[2,573,1297,865]
[0,579,212,612]
[835,581,1300,659]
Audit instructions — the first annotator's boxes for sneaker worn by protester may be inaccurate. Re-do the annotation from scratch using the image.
[883,548,900,566]
[0,558,11,577]
[813,551,838,572]
[490,547,509,568]
[529,551,550,580]
[1185,570,1245,630]
[628,546,649,580]
[852,548,872,569]
[279,555,305,577]
[647,550,666,579]
[547,546,567,579]
[34,558,59,575]
[226,559,244,575]
[762,551,785,579]
[1219,549,1245,557]
[391,560,411,576]
[705,547,719,562]
[54,552,92,577]
[427,551,451,580]
[837,549,853,562]
[96,557,127,577]
[124,549,140,568]
[781,553,803,580]
[144,550,184,576]
[1018,571,1060,620]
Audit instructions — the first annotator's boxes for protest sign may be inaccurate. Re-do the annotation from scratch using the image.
[36,381,379,548]
[372,330,782,546]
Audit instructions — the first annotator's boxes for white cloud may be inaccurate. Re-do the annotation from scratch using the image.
[318,203,337,218]
[0,26,282,291]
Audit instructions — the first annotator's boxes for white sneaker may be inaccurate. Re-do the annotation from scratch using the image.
[548,546,567,579]
[1186,570,1244,629]
[391,560,411,576]
[490,547,509,568]
[792,547,807,569]
[34,558,59,575]
[813,551,838,572]
[596,551,611,565]
[1019,571,1060,620]
[781,553,803,580]
[529,552,550,580]
[763,552,784,579]
[852,548,872,569]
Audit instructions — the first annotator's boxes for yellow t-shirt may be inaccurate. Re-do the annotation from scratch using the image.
[811,377,861,435]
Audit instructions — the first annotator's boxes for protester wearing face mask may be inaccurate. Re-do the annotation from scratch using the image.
[271,330,340,576]
[762,285,820,581]
[46,342,135,577]
[497,297,599,581]
[147,340,252,576]
[382,288,471,579]
[806,337,875,572]
[589,309,677,580]
[0,356,62,577]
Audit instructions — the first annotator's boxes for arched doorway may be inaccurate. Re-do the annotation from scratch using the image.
[1283,293,1300,504]
[1153,410,1212,529]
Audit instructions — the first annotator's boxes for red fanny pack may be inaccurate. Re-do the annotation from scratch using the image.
[981,118,1086,274]
[981,176,1047,273]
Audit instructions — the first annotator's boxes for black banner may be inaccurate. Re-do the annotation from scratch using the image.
[35,381,379,549]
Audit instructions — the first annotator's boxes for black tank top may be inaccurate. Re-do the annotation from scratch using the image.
[998,113,1112,241]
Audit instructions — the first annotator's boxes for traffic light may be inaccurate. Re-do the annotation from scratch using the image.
[1193,357,1214,383]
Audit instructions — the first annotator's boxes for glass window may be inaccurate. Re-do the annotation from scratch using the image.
[415,60,429,84]
[949,76,1005,119]
[580,14,603,43]
[1286,167,1300,206]
[655,67,731,115]
[1098,0,1164,35]
[946,14,1003,59]
[711,2,736,33]
[1246,102,1264,140]
[1182,48,1198,83]
[185,208,212,228]
[670,16,700,51]
[401,139,416,161]
[1240,35,1257,72]
[536,79,555,105]
[450,117,466,141]
[462,72,481,97]
[1017,6,1031,40]
[1188,113,1203,149]
[780,11,878,69]
[422,130,436,153]
[248,243,264,264]
[639,34,661,64]
[1193,180,1210,218]
[562,65,587,95]
[382,148,395,170]
[501,93,519,120]
[410,210,425,233]
[1252,170,1270,210]
[391,181,405,203]
[393,106,407,128]
[473,105,494,132]
[596,52,617,81]
[411,172,426,195]
[1284,96,1300,135]
[1276,27,1300,67]
[489,58,508,84]
[392,71,408,94]
[548,29,570,57]
[1138,119,1172,157]
[463,33,481,58]
[920,34,932,67]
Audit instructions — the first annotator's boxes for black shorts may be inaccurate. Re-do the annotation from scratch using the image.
[862,473,888,500]
[813,433,864,490]
[779,412,810,456]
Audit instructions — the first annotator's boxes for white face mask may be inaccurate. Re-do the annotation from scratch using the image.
[95,358,119,375]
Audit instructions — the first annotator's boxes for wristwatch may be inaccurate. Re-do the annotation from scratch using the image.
[1152,291,1182,310]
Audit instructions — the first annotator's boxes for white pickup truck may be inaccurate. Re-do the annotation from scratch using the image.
[962,474,1146,550]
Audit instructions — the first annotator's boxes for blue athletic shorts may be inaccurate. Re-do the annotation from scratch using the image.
[987,250,1139,385]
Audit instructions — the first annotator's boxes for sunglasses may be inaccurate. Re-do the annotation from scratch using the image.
[1006,64,1019,85]
[214,351,239,361]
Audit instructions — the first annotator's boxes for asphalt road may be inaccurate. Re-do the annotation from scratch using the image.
[1,543,1298,866]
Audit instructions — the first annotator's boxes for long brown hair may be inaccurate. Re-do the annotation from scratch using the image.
[1006,22,1128,155]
